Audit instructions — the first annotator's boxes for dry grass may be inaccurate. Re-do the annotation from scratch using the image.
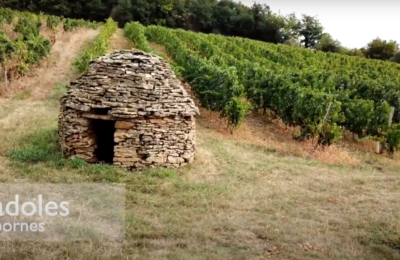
[196,108,400,171]
[1,100,400,259]
[0,29,400,260]
[109,29,135,51]
[1,22,19,40]
[148,42,175,63]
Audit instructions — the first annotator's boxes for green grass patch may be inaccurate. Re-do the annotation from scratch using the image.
[145,168,179,179]
[6,127,218,186]
[7,128,124,182]
[11,90,30,100]
[48,82,68,101]
[369,225,400,250]
[8,129,63,165]
[357,223,400,260]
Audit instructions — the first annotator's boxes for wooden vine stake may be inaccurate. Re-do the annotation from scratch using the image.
[314,102,332,149]
[1,64,8,95]
[375,106,395,153]
[4,65,7,88]
[322,102,333,126]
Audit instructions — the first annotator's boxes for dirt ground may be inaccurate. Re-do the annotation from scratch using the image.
[109,28,135,51]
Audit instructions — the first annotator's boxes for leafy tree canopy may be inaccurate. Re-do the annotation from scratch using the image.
[365,38,398,61]
[298,14,323,49]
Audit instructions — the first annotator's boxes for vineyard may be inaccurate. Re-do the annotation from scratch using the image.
[122,22,400,155]
[2,5,400,156]
[0,8,101,94]
[73,18,117,72]
[1,9,400,259]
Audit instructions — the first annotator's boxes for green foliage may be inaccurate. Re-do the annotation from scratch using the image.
[145,25,248,128]
[0,31,15,63]
[0,10,52,76]
[0,7,14,24]
[340,47,365,57]
[46,15,61,32]
[8,128,122,182]
[14,20,51,73]
[73,18,118,73]
[223,96,250,128]
[3,6,400,152]
[8,129,64,168]
[2,0,399,65]
[0,8,102,82]
[21,35,51,64]
[63,18,101,32]
[298,15,324,49]
[1,0,299,46]
[124,21,183,77]
[14,15,41,37]
[386,123,400,154]
[317,33,341,53]
[365,38,398,61]
[124,21,152,52]
[136,23,400,151]
[62,18,74,32]
[390,51,400,63]
[168,29,343,141]
[3,1,398,63]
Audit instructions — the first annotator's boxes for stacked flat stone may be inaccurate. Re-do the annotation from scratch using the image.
[58,50,200,170]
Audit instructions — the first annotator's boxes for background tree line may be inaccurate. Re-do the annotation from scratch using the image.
[1,0,399,63]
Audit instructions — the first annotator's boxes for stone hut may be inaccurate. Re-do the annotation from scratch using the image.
[58,50,199,170]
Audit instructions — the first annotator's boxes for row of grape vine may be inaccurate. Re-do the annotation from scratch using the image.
[124,22,249,128]
[73,18,118,73]
[122,22,400,154]
[0,8,102,92]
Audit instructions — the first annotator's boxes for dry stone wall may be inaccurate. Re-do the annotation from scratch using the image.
[58,108,97,162]
[58,50,199,169]
[113,116,196,169]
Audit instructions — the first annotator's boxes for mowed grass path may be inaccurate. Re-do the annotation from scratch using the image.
[0,30,399,260]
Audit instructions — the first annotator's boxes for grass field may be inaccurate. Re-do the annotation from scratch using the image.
[0,28,400,260]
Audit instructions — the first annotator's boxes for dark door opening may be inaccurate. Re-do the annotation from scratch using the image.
[92,120,116,164]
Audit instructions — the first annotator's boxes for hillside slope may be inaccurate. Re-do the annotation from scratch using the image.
[0,16,400,260]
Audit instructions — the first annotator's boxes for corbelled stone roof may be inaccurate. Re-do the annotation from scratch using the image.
[61,50,199,118]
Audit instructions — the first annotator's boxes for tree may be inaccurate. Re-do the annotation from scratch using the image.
[250,4,285,43]
[278,13,300,43]
[390,51,400,63]
[232,11,254,37]
[186,0,216,32]
[298,14,323,49]
[111,0,134,26]
[317,33,341,53]
[212,0,238,35]
[364,38,398,61]
[164,0,187,28]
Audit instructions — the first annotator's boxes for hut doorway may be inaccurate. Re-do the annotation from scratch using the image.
[91,119,116,164]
